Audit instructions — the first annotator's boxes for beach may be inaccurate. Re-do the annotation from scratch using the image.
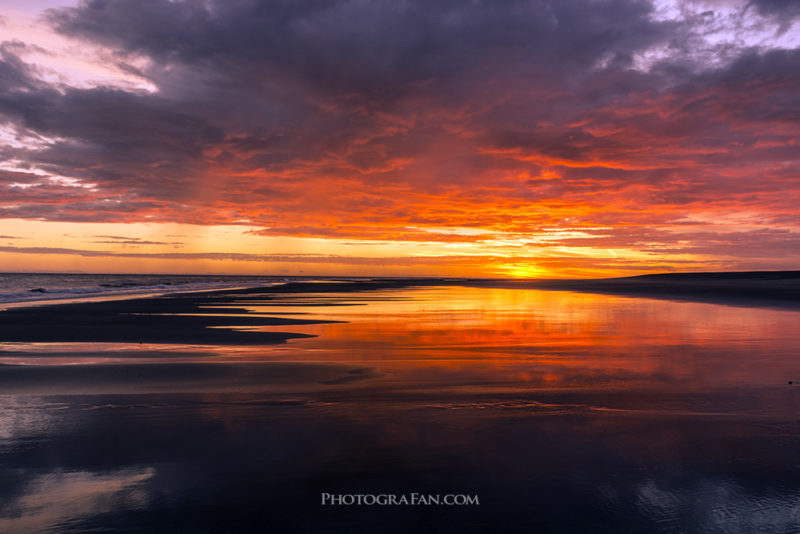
[4,0,799,530]
[2,276,800,532]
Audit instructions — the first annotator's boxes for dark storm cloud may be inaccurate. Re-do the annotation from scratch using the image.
[0,0,679,220]
[46,0,666,101]
[37,0,672,136]
[0,41,42,92]
[0,0,676,171]
[748,0,800,20]
[0,74,223,183]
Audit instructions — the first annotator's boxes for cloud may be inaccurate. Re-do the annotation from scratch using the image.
[89,235,184,246]
[0,0,798,274]
[749,0,800,20]
[0,244,497,266]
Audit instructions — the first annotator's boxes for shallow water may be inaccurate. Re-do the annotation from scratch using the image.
[1,286,800,532]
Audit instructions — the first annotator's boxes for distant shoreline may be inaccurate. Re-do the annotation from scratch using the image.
[1,271,798,319]
[465,271,800,310]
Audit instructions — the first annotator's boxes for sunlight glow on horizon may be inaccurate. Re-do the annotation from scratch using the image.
[0,218,724,278]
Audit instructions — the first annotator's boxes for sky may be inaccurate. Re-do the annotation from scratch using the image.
[0,0,799,277]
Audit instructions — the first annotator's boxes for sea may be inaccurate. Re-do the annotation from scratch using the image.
[0,272,293,306]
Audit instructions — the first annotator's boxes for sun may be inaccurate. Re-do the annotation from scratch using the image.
[496,262,547,279]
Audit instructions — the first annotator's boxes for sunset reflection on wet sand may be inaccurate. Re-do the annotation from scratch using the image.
[2,284,800,533]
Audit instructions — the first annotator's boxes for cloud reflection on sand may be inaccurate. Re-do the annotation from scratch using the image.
[0,468,154,534]
[2,285,800,399]
[234,286,800,394]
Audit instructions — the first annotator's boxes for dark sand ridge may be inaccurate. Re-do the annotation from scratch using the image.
[0,281,417,394]
[0,283,360,345]
[0,279,435,345]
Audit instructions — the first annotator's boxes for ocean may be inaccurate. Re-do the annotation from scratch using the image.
[0,272,293,306]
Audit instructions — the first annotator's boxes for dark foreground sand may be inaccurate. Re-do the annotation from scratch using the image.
[0,279,438,344]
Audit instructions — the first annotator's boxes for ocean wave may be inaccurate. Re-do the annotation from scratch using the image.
[0,274,290,305]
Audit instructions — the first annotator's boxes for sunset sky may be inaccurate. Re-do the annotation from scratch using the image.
[1,0,799,277]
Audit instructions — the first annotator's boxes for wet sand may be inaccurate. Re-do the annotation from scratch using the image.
[1,274,798,396]
[2,277,800,532]
[3,272,799,346]
[0,362,380,395]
